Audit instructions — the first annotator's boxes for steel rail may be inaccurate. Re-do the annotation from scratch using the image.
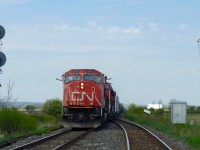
[11,129,72,150]
[0,131,51,148]
[53,128,95,150]
[119,119,172,150]
[112,120,130,150]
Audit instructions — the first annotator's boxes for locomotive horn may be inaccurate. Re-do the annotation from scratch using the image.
[0,52,6,67]
[0,25,5,40]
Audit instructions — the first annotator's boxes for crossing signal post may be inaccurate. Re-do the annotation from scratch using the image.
[0,25,6,69]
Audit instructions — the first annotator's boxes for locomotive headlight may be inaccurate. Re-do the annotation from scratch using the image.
[80,82,84,89]
[90,102,93,105]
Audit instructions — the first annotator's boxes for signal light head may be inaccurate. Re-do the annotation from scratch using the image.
[0,52,6,67]
[0,25,5,40]
[0,25,6,68]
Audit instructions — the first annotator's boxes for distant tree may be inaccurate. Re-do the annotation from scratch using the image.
[25,105,36,114]
[127,103,136,113]
[0,80,17,109]
[127,103,145,114]
[188,105,195,112]
[154,108,164,116]
[196,106,200,113]
[42,98,62,117]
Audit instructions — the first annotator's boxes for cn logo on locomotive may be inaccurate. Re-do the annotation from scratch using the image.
[71,92,94,101]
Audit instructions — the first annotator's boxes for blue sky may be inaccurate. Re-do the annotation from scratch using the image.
[1,0,200,106]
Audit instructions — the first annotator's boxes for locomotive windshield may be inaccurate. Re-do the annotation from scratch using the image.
[65,74,82,83]
[84,74,101,84]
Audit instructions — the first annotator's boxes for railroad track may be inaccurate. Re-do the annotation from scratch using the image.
[10,128,94,150]
[112,119,172,150]
[2,120,173,150]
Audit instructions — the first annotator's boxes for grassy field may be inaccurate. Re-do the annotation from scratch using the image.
[125,106,200,150]
[0,111,62,142]
[187,114,200,125]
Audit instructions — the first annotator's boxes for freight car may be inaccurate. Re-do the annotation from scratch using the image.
[60,69,120,128]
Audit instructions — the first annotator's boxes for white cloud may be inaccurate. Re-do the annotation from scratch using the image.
[148,23,159,31]
[52,24,69,31]
[105,26,121,33]
[124,27,141,34]
[178,24,190,31]
[87,21,98,28]
[0,0,30,5]
[5,23,144,54]
[104,26,142,35]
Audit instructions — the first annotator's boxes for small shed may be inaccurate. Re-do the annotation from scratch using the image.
[171,101,187,124]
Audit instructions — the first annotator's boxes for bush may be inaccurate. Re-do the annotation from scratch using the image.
[154,108,164,115]
[30,114,61,128]
[31,114,56,123]
[127,103,145,114]
[42,98,62,117]
[127,103,136,113]
[0,108,38,135]
[25,105,36,113]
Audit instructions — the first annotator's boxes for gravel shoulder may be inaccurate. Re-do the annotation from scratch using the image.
[69,121,126,150]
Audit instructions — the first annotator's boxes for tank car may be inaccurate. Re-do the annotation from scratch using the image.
[61,69,109,128]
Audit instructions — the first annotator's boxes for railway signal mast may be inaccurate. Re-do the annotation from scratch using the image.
[0,25,6,74]
[197,39,200,55]
[0,25,6,87]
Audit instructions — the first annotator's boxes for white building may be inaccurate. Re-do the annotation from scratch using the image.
[147,104,163,110]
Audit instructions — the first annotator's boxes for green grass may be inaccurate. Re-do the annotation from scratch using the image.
[0,125,63,142]
[187,114,200,125]
[0,110,62,142]
[185,135,200,148]
[0,108,38,135]
[30,114,61,128]
[125,111,200,150]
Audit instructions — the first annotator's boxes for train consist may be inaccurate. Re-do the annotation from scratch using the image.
[61,69,121,128]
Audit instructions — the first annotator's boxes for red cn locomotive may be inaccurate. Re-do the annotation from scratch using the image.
[61,69,114,128]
